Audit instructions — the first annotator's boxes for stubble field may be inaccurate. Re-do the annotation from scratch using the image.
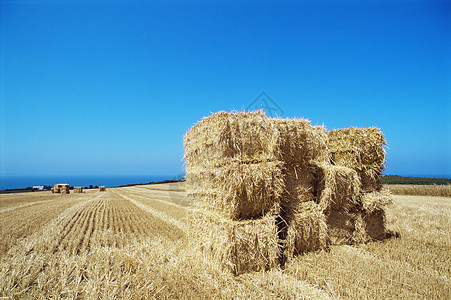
[0,183,449,299]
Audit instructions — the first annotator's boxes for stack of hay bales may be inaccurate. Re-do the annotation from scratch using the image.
[60,184,70,194]
[53,184,70,194]
[185,111,392,273]
[73,186,83,193]
[99,186,106,191]
[326,127,391,244]
[185,111,283,275]
[271,118,331,258]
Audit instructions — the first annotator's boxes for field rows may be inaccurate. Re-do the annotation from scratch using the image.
[0,186,449,299]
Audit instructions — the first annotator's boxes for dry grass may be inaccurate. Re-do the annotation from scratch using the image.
[285,194,450,299]
[387,184,451,197]
[0,184,449,299]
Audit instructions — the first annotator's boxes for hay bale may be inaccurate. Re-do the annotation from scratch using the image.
[53,187,61,193]
[327,127,386,176]
[188,209,280,275]
[360,169,382,191]
[326,210,356,245]
[284,201,329,258]
[73,186,83,193]
[281,164,316,213]
[361,187,393,213]
[271,118,330,165]
[186,161,284,220]
[184,111,280,169]
[354,209,387,243]
[99,186,106,191]
[50,187,55,193]
[316,164,361,212]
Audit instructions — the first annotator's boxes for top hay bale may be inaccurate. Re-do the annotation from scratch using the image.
[184,111,330,170]
[328,127,386,173]
[328,127,386,190]
[184,111,280,169]
[271,118,330,165]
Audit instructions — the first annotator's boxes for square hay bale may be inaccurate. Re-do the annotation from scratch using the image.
[73,186,83,193]
[184,111,280,169]
[53,187,61,193]
[354,209,387,243]
[316,164,361,212]
[271,118,330,165]
[50,187,55,193]
[99,186,106,191]
[186,161,284,220]
[284,201,329,258]
[281,164,316,212]
[361,187,393,213]
[326,210,356,245]
[188,209,280,275]
[360,169,382,192]
[327,127,386,175]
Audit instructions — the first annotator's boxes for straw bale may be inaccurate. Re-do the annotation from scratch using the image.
[99,186,106,191]
[271,118,330,165]
[188,209,280,275]
[354,209,387,242]
[284,201,329,257]
[361,187,393,213]
[53,187,61,193]
[51,187,55,193]
[60,188,70,194]
[186,161,284,220]
[281,164,316,213]
[184,111,280,169]
[328,127,386,173]
[316,164,361,212]
[360,169,382,192]
[326,210,356,245]
[73,186,83,193]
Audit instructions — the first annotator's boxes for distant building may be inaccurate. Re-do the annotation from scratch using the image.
[32,185,44,191]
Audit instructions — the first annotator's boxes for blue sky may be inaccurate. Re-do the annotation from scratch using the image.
[1,0,450,178]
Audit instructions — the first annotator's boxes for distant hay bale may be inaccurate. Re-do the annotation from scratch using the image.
[326,210,356,245]
[328,127,386,182]
[188,209,280,275]
[284,201,329,258]
[50,187,55,193]
[73,186,83,193]
[99,186,106,191]
[186,161,284,220]
[316,164,361,212]
[184,111,280,169]
[271,118,330,165]
[53,187,61,193]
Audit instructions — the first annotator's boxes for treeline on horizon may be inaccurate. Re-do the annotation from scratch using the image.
[381,175,451,185]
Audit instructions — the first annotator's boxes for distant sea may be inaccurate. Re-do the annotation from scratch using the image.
[0,175,176,190]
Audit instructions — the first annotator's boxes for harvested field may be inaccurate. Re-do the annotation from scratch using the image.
[387,184,451,197]
[0,184,449,299]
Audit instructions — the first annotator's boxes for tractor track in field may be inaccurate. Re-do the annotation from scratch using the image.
[112,189,188,232]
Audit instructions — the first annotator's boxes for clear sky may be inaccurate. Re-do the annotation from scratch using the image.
[1,0,450,178]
